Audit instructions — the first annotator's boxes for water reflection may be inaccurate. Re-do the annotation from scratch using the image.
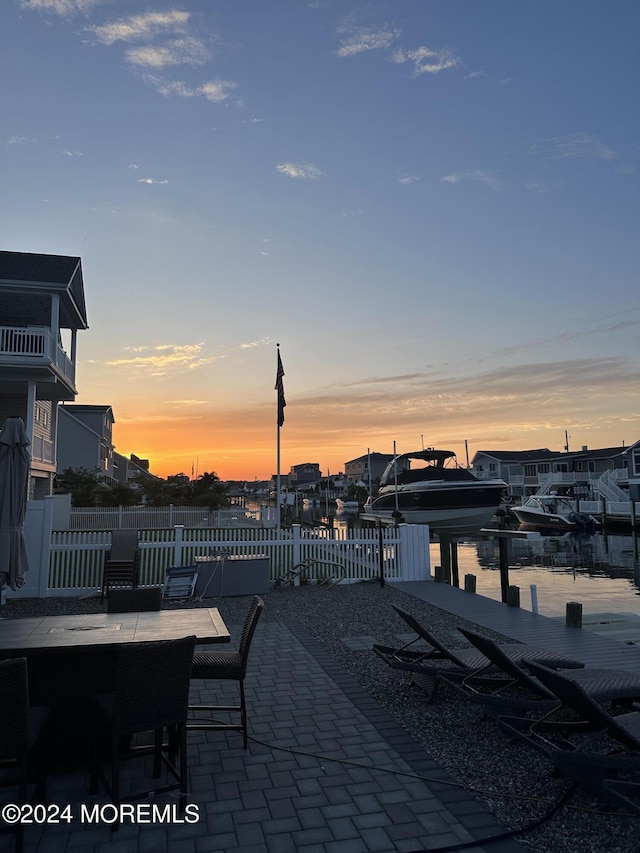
[281,502,640,616]
[454,531,640,617]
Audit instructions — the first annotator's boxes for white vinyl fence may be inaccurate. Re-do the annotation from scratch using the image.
[45,524,431,596]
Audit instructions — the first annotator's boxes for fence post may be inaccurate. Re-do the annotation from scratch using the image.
[174,525,184,566]
[398,524,431,581]
[169,504,174,527]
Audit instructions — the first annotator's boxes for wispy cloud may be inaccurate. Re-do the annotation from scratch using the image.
[240,338,272,349]
[137,177,168,185]
[88,12,191,46]
[391,46,460,76]
[534,132,618,161]
[398,174,420,185]
[20,0,104,14]
[440,170,502,190]
[337,26,401,58]
[105,343,213,376]
[277,162,325,179]
[142,77,239,103]
[525,180,554,194]
[125,38,211,69]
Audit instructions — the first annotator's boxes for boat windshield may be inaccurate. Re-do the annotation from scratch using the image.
[379,450,475,488]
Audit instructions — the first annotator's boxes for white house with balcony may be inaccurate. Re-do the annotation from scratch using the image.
[471,443,640,502]
[0,250,88,498]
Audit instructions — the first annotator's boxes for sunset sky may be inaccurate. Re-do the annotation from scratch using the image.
[2,1,639,481]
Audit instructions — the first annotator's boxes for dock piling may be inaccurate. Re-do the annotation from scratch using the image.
[566,601,583,629]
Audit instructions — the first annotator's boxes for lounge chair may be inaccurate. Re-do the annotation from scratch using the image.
[442,627,640,716]
[372,605,582,702]
[498,662,640,801]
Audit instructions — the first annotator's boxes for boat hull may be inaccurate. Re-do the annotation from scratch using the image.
[366,480,505,534]
[510,507,575,529]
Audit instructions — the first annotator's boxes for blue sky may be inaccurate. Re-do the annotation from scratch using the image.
[2,0,639,479]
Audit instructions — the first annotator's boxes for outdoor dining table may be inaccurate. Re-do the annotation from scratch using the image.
[0,607,230,655]
[0,607,231,761]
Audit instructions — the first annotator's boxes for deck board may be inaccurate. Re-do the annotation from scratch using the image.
[393,580,640,672]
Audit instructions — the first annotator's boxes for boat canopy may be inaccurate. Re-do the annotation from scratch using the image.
[379,450,476,488]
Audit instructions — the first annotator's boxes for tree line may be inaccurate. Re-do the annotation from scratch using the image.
[55,468,230,509]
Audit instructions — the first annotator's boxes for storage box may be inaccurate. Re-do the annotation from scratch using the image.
[194,555,269,598]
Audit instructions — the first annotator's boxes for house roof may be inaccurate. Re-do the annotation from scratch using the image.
[474,449,557,463]
[0,250,88,330]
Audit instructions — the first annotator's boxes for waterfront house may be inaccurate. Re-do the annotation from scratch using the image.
[0,250,89,498]
[344,452,395,488]
[471,442,640,501]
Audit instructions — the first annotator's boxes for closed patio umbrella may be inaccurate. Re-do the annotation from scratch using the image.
[0,417,31,592]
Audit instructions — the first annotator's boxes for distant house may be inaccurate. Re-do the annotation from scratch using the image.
[471,442,640,500]
[113,452,160,487]
[0,250,89,498]
[344,452,395,488]
[57,404,116,482]
[288,462,322,488]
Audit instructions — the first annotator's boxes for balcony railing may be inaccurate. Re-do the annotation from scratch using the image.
[0,325,74,385]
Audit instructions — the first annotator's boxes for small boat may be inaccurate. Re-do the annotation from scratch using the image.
[335,498,359,511]
[363,449,506,535]
[510,495,599,532]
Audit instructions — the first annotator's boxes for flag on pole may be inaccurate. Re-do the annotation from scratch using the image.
[275,348,286,427]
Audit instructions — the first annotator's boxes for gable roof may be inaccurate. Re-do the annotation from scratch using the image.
[0,250,88,329]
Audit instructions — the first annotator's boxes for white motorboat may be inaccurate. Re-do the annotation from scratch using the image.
[510,495,599,531]
[335,498,359,511]
[363,449,506,535]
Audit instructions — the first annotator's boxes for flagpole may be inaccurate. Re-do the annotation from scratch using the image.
[275,344,286,532]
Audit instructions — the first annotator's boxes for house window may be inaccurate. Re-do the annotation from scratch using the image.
[633,449,640,476]
[538,463,550,474]
[524,464,536,477]
[554,463,569,473]
[489,463,497,473]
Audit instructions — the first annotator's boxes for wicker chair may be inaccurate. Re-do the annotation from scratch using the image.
[89,635,197,814]
[100,530,140,603]
[0,659,49,853]
[188,595,264,748]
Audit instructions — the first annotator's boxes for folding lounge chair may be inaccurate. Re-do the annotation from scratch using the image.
[443,627,640,716]
[372,605,576,702]
[498,662,640,800]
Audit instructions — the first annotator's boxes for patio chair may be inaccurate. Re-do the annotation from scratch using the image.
[0,659,49,853]
[443,627,640,716]
[188,595,263,748]
[100,530,140,603]
[106,586,162,613]
[372,605,582,702]
[498,662,640,799]
[89,634,197,816]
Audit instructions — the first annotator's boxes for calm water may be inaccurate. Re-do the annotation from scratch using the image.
[433,533,640,619]
[322,507,640,618]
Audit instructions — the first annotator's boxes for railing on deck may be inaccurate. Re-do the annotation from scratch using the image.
[47,524,419,595]
[0,325,74,384]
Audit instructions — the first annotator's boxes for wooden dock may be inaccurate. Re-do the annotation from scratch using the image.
[394,579,640,672]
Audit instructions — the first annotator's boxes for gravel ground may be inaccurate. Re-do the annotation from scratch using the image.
[2,583,639,852]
